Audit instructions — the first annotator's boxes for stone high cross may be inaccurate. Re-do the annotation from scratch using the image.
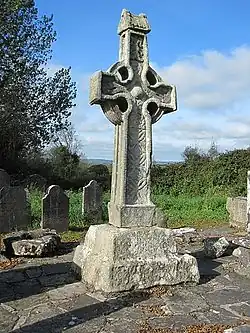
[89,9,177,227]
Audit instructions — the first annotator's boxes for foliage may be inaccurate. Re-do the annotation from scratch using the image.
[151,145,250,198]
[48,146,80,181]
[0,0,76,172]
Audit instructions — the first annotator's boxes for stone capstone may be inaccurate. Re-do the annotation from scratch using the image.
[3,229,60,257]
[204,237,230,258]
[72,224,200,293]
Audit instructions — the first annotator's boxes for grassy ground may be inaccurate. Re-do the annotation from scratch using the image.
[0,191,229,246]
[29,190,229,231]
[152,193,228,229]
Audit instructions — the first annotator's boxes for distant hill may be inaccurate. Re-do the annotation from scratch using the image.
[87,159,112,165]
[86,159,181,165]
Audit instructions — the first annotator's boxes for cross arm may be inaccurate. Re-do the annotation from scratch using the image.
[143,67,177,124]
[89,71,131,125]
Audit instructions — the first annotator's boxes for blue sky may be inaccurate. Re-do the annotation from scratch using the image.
[36,0,250,161]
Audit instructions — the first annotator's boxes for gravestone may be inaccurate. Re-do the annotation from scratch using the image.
[41,185,69,233]
[247,171,250,233]
[73,9,199,293]
[82,180,102,223]
[226,197,247,230]
[0,186,30,232]
[0,169,10,188]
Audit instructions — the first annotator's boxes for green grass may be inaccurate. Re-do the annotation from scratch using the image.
[152,193,229,229]
[28,190,229,232]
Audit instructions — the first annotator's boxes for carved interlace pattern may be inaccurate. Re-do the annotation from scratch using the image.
[130,34,144,62]
[126,104,149,205]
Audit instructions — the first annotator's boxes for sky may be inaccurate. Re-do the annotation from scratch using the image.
[36,0,250,161]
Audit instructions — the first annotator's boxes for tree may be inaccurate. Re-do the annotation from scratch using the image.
[182,145,204,163]
[207,141,220,160]
[48,145,80,180]
[52,124,84,158]
[0,0,76,171]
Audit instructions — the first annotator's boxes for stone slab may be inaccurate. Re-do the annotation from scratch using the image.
[204,236,230,258]
[232,238,250,249]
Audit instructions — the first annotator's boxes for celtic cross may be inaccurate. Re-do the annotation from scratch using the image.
[89,9,177,227]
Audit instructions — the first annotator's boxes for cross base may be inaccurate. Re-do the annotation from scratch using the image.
[72,224,200,293]
[108,203,159,227]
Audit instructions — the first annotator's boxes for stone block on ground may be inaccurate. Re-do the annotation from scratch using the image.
[41,185,69,233]
[82,180,102,224]
[232,246,250,265]
[3,229,60,257]
[226,197,247,230]
[171,227,201,244]
[231,237,250,249]
[204,237,230,258]
[72,224,200,293]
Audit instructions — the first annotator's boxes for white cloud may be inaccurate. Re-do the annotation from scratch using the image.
[66,46,250,161]
[156,46,250,111]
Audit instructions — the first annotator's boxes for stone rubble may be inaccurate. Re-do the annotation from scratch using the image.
[3,229,61,257]
[204,237,230,258]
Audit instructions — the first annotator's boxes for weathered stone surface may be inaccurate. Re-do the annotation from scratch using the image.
[226,197,247,230]
[3,230,30,254]
[3,229,60,256]
[90,9,177,228]
[204,236,230,258]
[0,186,30,233]
[232,246,250,264]
[41,185,69,232]
[73,224,199,293]
[232,237,250,249]
[0,253,9,263]
[171,227,196,236]
[12,234,60,257]
[82,180,102,224]
[224,325,250,333]
[0,169,10,188]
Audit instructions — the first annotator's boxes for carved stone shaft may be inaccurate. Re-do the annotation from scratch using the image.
[89,9,177,227]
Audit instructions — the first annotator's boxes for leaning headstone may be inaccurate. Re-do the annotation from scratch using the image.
[82,180,102,224]
[41,185,69,233]
[73,9,199,293]
[0,169,10,188]
[0,186,30,233]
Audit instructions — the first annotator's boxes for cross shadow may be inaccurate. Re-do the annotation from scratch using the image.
[11,289,150,333]
[191,249,226,284]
